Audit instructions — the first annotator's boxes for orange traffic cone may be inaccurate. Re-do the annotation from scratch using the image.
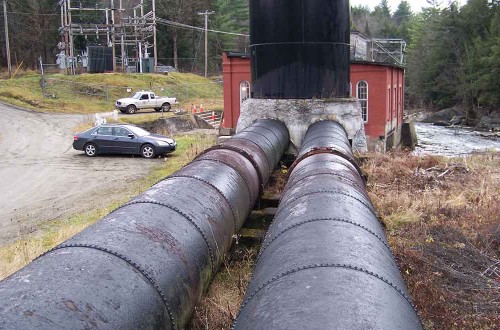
[211,111,215,121]
[200,104,204,112]
[191,104,195,113]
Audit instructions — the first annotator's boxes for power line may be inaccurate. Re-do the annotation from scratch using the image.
[7,11,59,17]
[156,17,249,37]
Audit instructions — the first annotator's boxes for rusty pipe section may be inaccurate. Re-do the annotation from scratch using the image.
[233,121,422,330]
[0,119,289,330]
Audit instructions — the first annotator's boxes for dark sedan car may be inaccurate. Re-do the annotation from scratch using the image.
[73,124,176,158]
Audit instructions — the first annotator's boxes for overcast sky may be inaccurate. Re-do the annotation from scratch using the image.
[349,0,467,13]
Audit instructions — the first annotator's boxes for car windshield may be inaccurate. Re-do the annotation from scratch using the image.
[127,126,151,137]
[131,92,142,99]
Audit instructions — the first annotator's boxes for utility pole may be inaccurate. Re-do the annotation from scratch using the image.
[198,10,214,78]
[152,0,157,73]
[3,0,12,77]
[119,0,125,72]
[110,0,116,72]
[68,0,74,74]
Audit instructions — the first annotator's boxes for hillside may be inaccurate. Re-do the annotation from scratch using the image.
[0,72,223,114]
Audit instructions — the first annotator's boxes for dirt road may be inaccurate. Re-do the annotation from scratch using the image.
[0,103,157,245]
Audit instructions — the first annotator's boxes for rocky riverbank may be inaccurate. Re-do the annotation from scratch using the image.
[413,105,500,131]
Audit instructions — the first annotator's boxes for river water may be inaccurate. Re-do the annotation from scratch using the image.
[413,123,500,157]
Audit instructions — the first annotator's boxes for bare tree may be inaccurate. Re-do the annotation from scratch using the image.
[157,0,204,69]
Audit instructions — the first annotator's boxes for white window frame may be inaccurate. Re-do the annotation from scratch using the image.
[240,80,250,105]
[356,80,368,123]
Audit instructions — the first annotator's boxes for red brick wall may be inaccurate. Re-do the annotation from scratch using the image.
[222,53,251,128]
[350,63,388,139]
[222,54,405,148]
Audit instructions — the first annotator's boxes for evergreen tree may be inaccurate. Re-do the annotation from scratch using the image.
[394,1,412,26]
[469,2,500,106]
[374,0,391,18]
[406,0,500,110]
[373,0,398,38]
[211,0,249,52]
[351,5,371,34]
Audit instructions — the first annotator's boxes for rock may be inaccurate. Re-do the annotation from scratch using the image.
[421,106,464,124]
[433,121,451,127]
[450,115,465,125]
[478,112,500,130]
[479,132,495,138]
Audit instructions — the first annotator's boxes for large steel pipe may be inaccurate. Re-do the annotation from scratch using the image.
[234,121,422,329]
[250,0,351,98]
[202,118,290,191]
[0,119,289,329]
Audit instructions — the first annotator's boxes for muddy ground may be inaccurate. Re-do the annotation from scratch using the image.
[0,103,160,245]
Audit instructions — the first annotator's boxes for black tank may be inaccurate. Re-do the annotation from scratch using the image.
[249,0,350,99]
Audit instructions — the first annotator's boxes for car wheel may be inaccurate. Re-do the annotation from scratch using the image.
[141,144,155,158]
[161,103,171,112]
[84,143,97,157]
[126,105,137,114]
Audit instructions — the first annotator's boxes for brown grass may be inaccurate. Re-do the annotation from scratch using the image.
[190,153,500,329]
[189,243,259,330]
[362,151,500,329]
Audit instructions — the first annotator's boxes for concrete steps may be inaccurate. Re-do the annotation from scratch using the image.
[195,111,222,129]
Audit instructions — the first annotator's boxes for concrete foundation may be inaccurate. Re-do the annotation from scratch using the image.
[401,121,418,149]
[237,98,368,153]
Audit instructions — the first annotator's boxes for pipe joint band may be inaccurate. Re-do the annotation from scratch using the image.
[118,200,217,273]
[258,217,392,262]
[167,175,240,230]
[283,172,367,197]
[36,243,176,330]
[233,263,418,330]
[191,158,254,209]
[289,148,363,179]
[197,144,267,192]
[274,189,378,220]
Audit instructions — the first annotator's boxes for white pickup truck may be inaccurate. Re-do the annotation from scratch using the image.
[115,91,178,114]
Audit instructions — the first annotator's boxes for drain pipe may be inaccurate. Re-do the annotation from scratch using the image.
[0,119,289,330]
[233,121,422,329]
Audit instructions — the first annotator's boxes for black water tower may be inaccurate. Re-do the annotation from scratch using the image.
[249,0,350,99]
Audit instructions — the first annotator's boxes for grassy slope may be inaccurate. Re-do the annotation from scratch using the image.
[0,71,223,114]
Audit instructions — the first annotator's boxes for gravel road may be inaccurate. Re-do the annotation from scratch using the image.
[0,103,157,245]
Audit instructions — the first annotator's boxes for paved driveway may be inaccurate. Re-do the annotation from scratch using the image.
[0,103,156,245]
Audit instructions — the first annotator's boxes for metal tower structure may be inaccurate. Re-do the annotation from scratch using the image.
[59,0,157,74]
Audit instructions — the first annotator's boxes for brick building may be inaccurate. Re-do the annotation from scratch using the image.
[222,33,406,151]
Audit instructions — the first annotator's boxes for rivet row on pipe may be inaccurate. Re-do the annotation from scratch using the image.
[233,121,422,330]
[0,119,289,330]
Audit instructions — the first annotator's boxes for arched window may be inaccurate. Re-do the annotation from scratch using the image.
[356,81,368,122]
[240,81,250,105]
